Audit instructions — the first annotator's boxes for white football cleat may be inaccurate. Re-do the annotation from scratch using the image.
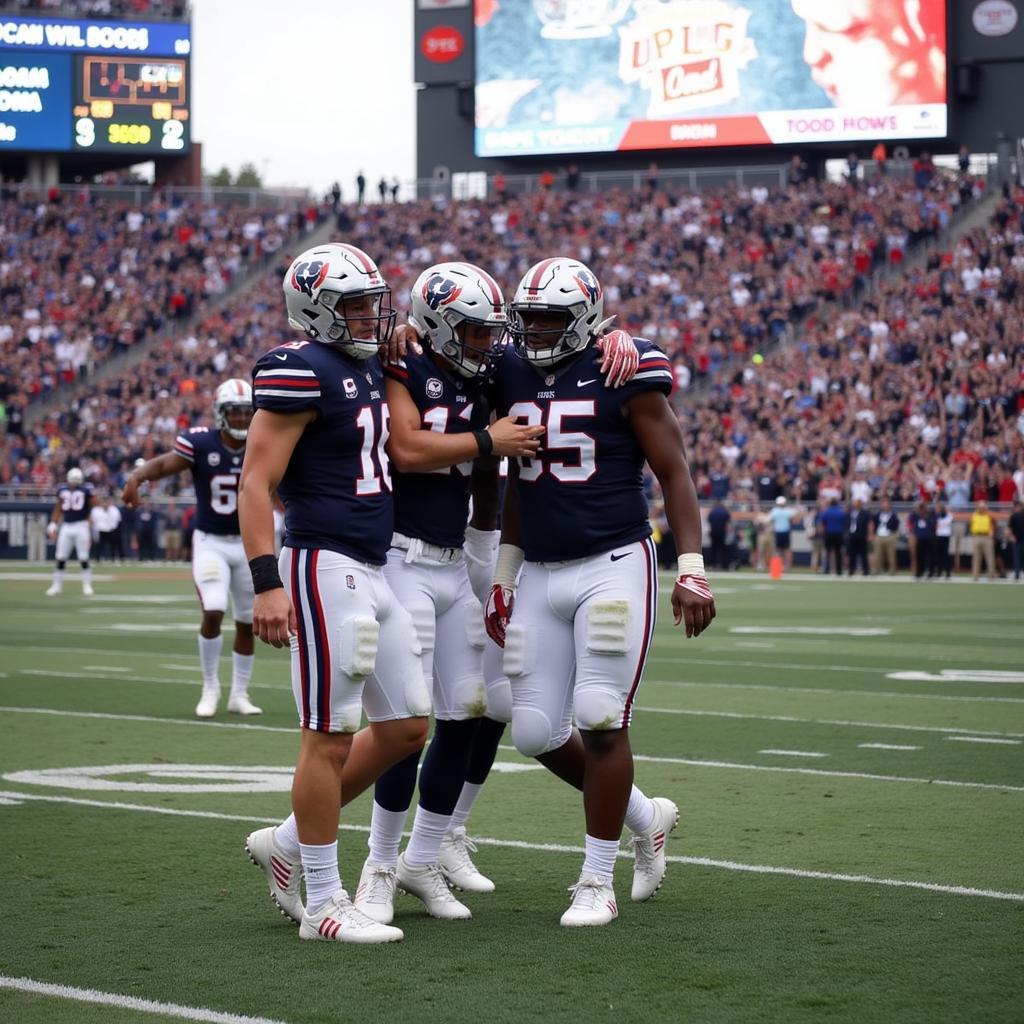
[82,583,94,597]
[560,874,618,927]
[227,693,263,715]
[245,826,304,923]
[353,859,398,924]
[300,891,403,944]
[629,796,679,902]
[45,584,62,597]
[195,690,219,718]
[439,827,495,893]
[396,852,472,920]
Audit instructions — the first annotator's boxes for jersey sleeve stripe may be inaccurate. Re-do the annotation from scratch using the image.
[384,366,410,381]
[174,435,195,450]
[254,387,323,399]
[639,350,670,361]
[252,378,321,388]
[634,370,674,382]
[255,368,317,379]
[173,443,195,461]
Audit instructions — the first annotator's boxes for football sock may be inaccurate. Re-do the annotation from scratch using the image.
[418,718,479,815]
[466,716,505,784]
[582,834,620,881]
[81,565,92,586]
[367,801,408,867]
[404,806,453,868]
[230,651,254,697]
[51,569,65,587]
[299,841,341,913]
[198,634,222,692]
[374,748,421,812]
[624,786,656,833]
[274,814,301,861]
[448,782,484,833]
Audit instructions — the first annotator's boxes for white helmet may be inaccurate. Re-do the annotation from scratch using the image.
[67,467,84,486]
[409,262,507,379]
[509,257,610,367]
[214,378,253,441]
[282,242,394,359]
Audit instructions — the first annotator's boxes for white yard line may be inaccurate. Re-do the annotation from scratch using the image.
[859,743,922,751]
[633,705,1024,739]
[0,791,1019,904]
[16,669,290,692]
[758,749,829,758]
[946,736,1022,746]
[0,975,288,1024]
[0,706,295,735]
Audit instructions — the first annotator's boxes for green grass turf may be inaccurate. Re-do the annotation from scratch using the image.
[1,563,1022,1023]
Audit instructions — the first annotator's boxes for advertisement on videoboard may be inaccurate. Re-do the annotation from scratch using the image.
[474,0,947,156]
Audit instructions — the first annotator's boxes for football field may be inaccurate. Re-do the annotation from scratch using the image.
[1,563,1022,1024]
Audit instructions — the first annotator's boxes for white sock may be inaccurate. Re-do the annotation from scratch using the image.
[624,785,655,833]
[51,569,65,587]
[448,782,484,833]
[274,814,301,861]
[81,566,92,586]
[367,801,408,867]
[404,806,453,867]
[299,841,342,913]
[230,650,254,697]
[582,834,620,881]
[198,634,222,692]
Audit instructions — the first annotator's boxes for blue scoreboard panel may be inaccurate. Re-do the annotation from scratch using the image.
[0,15,191,154]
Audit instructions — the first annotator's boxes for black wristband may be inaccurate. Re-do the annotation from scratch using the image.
[473,428,494,457]
[249,554,283,594]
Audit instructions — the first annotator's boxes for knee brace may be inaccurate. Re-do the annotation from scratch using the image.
[574,685,626,732]
[585,598,631,655]
[338,615,380,678]
[511,705,557,758]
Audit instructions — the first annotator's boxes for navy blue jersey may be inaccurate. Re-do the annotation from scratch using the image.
[173,427,245,535]
[493,339,673,562]
[252,340,392,565]
[56,483,93,523]
[385,350,491,548]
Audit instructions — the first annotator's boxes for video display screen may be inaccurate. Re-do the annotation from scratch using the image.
[475,0,947,156]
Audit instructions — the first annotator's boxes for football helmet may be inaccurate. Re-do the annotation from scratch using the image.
[283,242,395,359]
[214,378,253,441]
[409,262,507,379]
[67,467,84,486]
[508,257,610,367]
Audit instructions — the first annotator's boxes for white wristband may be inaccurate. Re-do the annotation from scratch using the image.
[493,543,525,588]
[677,553,706,578]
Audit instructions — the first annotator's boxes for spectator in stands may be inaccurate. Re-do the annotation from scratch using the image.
[135,499,160,560]
[1009,498,1024,581]
[330,182,341,211]
[707,499,732,570]
[872,142,888,175]
[566,165,581,192]
[934,500,953,578]
[847,498,871,576]
[390,178,400,203]
[873,497,900,575]
[377,177,388,203]
[770,496,795,571]
[911,501,936,579]
[493,171,508,201]
[163,503,184,561]
[821,497,846,575]
[356,171,366,204]
[970,499,996,581]
[91,494,122,562]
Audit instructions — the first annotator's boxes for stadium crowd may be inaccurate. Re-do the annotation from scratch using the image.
[3,1,188,19]
[2,166,1020,573]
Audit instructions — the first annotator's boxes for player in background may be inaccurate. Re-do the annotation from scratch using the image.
[46,467,96,596]
[122,380,261,718]
[239,243,434,944]
[485,257,716,927]
[354,262,641,924]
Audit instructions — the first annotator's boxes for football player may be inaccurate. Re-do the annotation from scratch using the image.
[46,467,96,596]
[485,257,716,927]
[354,262,641,924]
[123,380,261,718]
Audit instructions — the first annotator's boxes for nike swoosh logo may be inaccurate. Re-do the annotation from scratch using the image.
[577,379,597,387]
[610,551,633,561]
[274,353,288,361]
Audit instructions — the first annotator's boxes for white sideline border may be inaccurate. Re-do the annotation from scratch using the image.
[1,706,1021,792]
[0,790,1020,904]
[0,974,287,1024]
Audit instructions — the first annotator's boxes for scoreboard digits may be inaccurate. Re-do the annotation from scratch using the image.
[0,15,191,155]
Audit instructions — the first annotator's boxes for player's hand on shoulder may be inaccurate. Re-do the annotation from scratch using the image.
[672,573,716,638]
[380,322,423,365]
[253,587,296,648]
[484,584,515,647]
[487,416,544,458]
[596,329,640,388]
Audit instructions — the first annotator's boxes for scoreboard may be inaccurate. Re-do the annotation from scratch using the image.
[0,15,190,155]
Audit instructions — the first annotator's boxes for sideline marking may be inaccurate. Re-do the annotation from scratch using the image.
[0,791,1019,903]
[888,670,1024,685]
[730,626,893,636]
[0,975,288,1024]
[859,743,921,751]
[758,749,828,758]
[946,736,1022,746]
[81,665,130,673]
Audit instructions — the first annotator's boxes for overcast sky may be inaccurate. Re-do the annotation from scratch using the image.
[189,0,416,196]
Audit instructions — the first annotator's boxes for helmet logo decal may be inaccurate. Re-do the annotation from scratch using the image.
[290,260,329,296]
[572,268,601,302]
[422,273,463,310]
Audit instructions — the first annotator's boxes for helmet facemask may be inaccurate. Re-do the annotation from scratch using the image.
[317,286,396,360]
[215,402,253,441]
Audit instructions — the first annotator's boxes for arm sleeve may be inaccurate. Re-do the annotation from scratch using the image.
[252,349,323,414]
